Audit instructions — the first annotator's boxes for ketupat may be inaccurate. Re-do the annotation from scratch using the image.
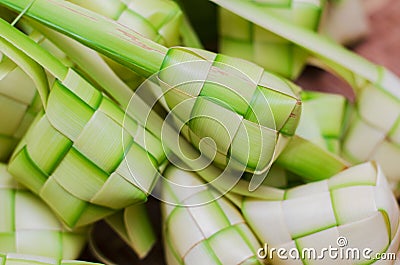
[161,164,264,265]
[242,162,400,264]
[0,164,88,259]
[218,0,325,79]
[158,46,301,175]
[0,18,166,228]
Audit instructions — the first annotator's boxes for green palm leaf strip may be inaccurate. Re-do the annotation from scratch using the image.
[0,18,166,228]
[218,0,325,79]
[209,0,400,187]
[242,161,400,264]
[296,90,351,155]
[104,203,156,259]
[0,164,89,259]
[0,0,167,77]
[0,253,103,265]
[161,164,264,265]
